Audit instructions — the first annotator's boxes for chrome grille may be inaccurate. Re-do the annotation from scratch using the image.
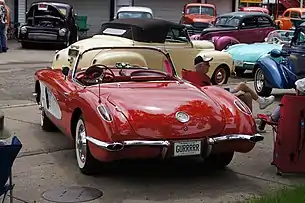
[28,33,58,41]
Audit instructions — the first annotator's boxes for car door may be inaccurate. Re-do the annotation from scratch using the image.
[237,16,259,43]
[257,16,275,41]
[40,70,78,135]
[164,27,198,75]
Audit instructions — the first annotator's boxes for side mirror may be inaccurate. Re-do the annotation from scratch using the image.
[62,66,70,79]
[270,49,282,58]
[182,11,185,15]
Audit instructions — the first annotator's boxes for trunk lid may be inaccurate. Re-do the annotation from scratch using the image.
[89,81,226,139]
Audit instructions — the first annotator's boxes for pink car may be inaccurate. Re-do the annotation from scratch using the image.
[190,12,276,50]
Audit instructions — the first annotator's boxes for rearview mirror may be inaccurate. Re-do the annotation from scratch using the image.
[62,66,70,79]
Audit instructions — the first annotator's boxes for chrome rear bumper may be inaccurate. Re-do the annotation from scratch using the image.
[86,133,264,154]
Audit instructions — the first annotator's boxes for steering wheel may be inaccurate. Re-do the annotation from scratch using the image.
[83,64,116,84]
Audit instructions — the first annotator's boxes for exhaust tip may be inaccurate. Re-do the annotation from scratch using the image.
[106,143,124,151]
[250,135,264,142]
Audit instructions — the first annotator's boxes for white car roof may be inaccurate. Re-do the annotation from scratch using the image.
[117,6,153,14]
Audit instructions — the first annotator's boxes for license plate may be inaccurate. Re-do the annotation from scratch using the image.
[234,60,243,67]
[38,4,48,10]
[174,141,201,157]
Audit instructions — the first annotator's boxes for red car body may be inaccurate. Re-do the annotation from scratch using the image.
[190,12,276,51]
[34,46,263,175]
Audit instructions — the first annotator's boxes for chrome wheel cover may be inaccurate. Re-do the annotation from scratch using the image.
[215,68,226,85]
[75,119,87,169]
[255,68,264,92]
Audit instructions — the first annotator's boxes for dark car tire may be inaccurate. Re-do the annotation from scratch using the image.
[211,65,229,85]
[40,109,57,132]
[21,42,31,49]
[235,69,245,77]
[254,67,272,96]
[204,151,234,169]
[75,115,101,175]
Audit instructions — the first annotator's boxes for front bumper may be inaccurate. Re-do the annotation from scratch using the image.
[18,32,68,44]
[233,60,256,70]
[87,133,264,159]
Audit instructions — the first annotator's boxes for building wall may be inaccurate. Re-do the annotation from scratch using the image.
[207,0,234,15]
[16,0,236,36]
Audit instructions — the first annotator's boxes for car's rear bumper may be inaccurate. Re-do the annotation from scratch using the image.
[87,133,264,162]
[234,61,256,70]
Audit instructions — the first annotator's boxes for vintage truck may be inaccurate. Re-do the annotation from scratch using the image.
[179,3,216,36]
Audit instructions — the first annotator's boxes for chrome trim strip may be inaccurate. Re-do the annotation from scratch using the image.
[207,133,264,145]
[86,136,170,152]
[87,133,263,152]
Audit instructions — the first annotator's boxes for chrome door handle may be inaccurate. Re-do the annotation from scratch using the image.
[64,92,69,96]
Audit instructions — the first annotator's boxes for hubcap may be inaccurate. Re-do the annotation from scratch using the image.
[255,68,264,92]
[215,68,226,85]
[76,119,87,168]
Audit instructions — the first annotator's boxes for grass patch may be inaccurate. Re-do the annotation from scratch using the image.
[246,185,305,203]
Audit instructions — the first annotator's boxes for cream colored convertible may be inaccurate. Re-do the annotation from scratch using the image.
[52,18,233,85]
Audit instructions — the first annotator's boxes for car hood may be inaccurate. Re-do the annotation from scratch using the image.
[88,81,226,139]
[225,43,283,61]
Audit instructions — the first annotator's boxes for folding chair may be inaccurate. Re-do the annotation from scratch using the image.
[0,136,22,203]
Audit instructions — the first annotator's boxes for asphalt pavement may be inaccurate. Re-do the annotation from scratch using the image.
[0,41,303,203]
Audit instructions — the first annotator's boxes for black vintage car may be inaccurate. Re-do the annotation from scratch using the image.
[18,1,78,48]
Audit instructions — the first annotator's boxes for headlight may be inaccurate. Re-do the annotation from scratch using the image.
[97,105,112,122]
[20,27,27,34]
[59,28,67,36]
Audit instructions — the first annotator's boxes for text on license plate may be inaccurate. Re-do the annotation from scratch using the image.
[174,141,201,157]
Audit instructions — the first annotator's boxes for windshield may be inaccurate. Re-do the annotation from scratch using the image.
[117,11,153,19]
[72,47,177,85]
[185,6,215,16]
[215,16,240,27]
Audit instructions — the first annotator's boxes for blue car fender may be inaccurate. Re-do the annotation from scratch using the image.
[256,56,286,88]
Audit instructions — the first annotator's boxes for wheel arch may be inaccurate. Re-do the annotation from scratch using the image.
[70,107,83,139]
[253,63,260,76]
[35,80,41,104]
[211,63,230,85]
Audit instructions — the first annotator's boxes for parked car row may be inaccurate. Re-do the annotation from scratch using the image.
[19,1,304,100]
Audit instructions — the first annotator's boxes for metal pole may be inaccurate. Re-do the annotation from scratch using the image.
[301,0,304,8]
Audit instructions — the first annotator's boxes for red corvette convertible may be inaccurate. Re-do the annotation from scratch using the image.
[34,46,263,175]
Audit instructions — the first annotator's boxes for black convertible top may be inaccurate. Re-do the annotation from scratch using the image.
[100,18,187,43]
